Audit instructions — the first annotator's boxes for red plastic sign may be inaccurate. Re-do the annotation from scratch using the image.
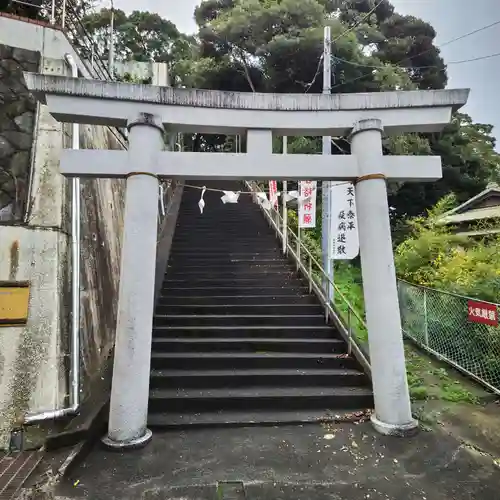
[467,300,498,326]
[268,180,278,208]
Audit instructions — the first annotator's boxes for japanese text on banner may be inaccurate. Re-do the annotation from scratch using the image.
[298,180,317,228]
[330,183,359,260]
[268,180,278,209]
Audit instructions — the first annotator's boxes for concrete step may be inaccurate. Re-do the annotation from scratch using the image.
[152,325,337,339]
[163,277,304,287]
[147,408,371,429]
[154,304,324,316]
[148,386,374,413]
[149,368,368,389]
[157,295,317,306]
[150,337,344,353]
[150,352,358,370]
[166,267,294,277]
[160,286,310,296]
[167,262,289,271]
[168,250,282,258]
[153,314,326,328]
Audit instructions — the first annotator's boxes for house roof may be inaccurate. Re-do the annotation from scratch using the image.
[438,182,500,225]
[439,205,500,225]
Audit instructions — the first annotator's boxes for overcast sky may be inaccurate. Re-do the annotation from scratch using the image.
[111,0,500,140]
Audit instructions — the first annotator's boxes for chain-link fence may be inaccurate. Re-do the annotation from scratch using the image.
[398,279,500,395]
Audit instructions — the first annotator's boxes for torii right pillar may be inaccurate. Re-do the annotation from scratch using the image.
[351,118,416,436]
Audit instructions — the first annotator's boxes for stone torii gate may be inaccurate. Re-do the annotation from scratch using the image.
[24,72,469,449]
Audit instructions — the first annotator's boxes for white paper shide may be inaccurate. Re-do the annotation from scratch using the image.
[298,180,317,228]
[331,183,359,260]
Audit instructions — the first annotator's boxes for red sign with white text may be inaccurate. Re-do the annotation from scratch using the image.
[268,180,278,208]
[467,300,498,326]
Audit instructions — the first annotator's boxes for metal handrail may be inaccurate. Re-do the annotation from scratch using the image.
[7,0,114,82]
[61,0,114,82]
[245,181,371,375]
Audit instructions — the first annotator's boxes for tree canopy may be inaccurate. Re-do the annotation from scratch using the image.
[82,9,196,65]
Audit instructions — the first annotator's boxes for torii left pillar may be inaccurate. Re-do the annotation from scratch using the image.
[101,113,164,449]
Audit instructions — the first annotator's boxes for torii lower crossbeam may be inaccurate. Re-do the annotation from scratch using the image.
[59,148,443,182]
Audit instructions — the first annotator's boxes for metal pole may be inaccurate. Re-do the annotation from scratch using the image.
[297,227,302,262]
[423,288,429,347]
[108,2,115,76]
[50,0,55,25]
[282,136,288,255]
[61,0,67,29]
[321,26,333,301]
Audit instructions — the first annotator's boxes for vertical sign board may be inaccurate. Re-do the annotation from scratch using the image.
[467,300,498,327]
[330,182,359,260]
[298,181,317,228]
[268,180,278,209]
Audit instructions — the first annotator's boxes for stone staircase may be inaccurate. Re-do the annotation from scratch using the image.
[148,181,373,428]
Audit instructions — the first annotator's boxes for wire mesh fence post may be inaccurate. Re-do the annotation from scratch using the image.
[423,287,429,347]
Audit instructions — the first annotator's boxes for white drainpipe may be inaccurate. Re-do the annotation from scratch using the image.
[24,54,81,423]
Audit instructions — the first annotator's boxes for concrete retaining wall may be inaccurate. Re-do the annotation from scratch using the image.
[0,16,127,449]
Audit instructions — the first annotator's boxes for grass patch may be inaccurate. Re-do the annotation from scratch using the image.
[405,346,479,404]
[333,263,368,343]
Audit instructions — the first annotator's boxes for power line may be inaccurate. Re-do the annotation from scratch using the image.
[331,0,387,44]
[332,50,500,71]
[304,0,386,92]
[449,51,500,64]
[331,17,500,90]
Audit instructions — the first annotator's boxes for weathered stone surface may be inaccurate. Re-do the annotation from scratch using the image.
[0,137,14,160]
[12,47,39,66]
[14,112,35,134]
[0,43,40,221]
[2,131,32,150]
[10,151,30,177]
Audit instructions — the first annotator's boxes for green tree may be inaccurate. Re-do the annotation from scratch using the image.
[395,193,500,301]
[192,0,409,93]
[82,9,196,67]
[389,113,500,227]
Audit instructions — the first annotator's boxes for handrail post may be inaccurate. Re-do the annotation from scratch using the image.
[347,308,352,355]
[296,228,301,269]
[308,256,312,294]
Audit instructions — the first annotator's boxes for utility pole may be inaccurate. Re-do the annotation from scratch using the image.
[321,26,333,300]
[282,136,288,255]
[108,0,115,77]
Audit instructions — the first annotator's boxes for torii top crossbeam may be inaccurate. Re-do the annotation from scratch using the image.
[25,73,468,136]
